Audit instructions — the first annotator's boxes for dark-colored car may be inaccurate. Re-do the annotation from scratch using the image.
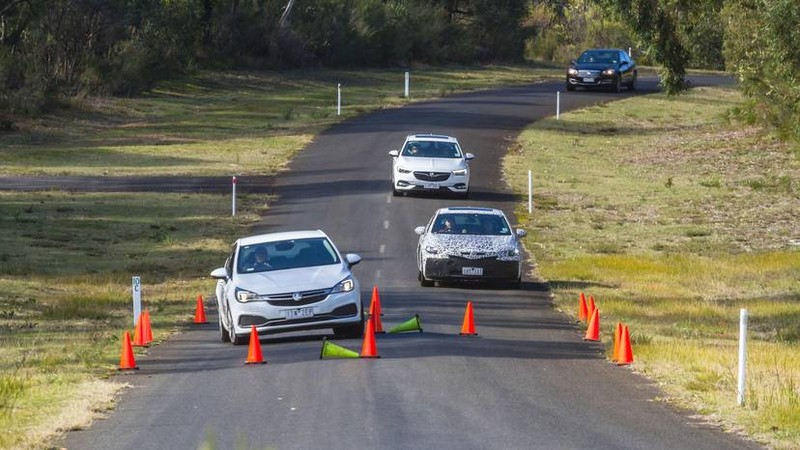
[566,49,637,92]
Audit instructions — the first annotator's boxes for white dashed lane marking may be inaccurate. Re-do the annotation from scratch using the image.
[383,220,389,230]
[379,244,386,254]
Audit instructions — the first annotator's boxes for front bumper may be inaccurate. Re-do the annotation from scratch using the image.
[424,256,520,281]
[394,171,469,193]
[566,74,615,87]
[230,290,362,336]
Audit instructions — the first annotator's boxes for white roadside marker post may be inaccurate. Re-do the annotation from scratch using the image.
[232,176,237,217]
[556,91,560,120]
[738,308,748,406]
[528,170,533,214]
[404,71,410,98]
[132,276,141,327]
[337,83,341,116]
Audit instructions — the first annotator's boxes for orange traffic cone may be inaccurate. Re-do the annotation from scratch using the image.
[617,325,634,365]
[118,331,138,371]
[588,295,597,320]
[578,292,589,322]
[245,326,266,364]
[143,309,153,345]
[132,312,148,347]
[360,317,380,358]
[584,308,600,341]
[612,322,623,361]
[369,292,385,334]
[370,285,384,316]
[460,301,477,336]
[193,294,207,324]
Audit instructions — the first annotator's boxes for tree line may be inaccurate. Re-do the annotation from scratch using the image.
[1,0,798,139]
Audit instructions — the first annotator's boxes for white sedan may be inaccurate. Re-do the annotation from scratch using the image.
[389,134,474,197]
[210,230,363,345]
[415,207,525,287]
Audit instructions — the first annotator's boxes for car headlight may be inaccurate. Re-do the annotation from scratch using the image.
[452,168,467,176]
[398,167,412,174]
[424,245,439,255]
[603,68,616,76]
[567,68,578,75]
[235,287,260,303]
[500,247,520,258]
[331,277,354,294]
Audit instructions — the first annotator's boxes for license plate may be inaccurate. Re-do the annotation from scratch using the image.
[462,267,483,276]
[583,77,595,83]
[423,183,438,189]
[285,307,314,320]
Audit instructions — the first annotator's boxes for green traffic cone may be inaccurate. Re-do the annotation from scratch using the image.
[319,337,360,359]
[388,314,423,333]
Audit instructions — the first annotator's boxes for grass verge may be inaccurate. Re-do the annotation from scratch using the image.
[504,86,800,448]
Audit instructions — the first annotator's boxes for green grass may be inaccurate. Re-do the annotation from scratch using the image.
[504,86,800,448]
[0,64,561,449]
[0,65,560,177]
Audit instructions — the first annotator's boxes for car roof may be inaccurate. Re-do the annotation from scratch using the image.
[582,48,625,53]
[406,133,459,143]
[435,206,505,216]
[238,230,328,246]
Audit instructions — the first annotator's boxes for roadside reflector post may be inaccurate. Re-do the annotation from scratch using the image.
[737,308,748,406]
[628,47,632,57]
[404,71,410,98]
[132,276,141,327]
[527,170,533,214]
[232,176,237,217]
[337,83,341,116]
[556,91,560,120]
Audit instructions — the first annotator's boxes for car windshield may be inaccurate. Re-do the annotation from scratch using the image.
[578,51,619,64]
[432,213,511,236]
[402,141,462,158]
[237,237,340,274]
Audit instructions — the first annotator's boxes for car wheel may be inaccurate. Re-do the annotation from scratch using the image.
[613,75,622,93]
[628,74,637,91]
[333,319,364,339]
[392,188,401,197]
[566,83,575,92]
[419,270,434,287]
[219,310,231,343]
[228,308,248,345]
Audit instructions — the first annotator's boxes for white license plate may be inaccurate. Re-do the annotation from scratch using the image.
[583,77,595,83]
[285,307,314,320]
[423,183,438,189]
[462,267,484,276]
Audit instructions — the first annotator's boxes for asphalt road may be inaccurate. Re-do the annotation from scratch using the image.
[52,76,758,450]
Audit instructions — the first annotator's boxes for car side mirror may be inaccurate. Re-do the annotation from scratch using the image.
[570,59,577,65]
[414,226,426,236]
[211,267,229,279]
[345,254,361,267]
[388,150,399,157]
[465,153,475,161]
[515,229,527,238]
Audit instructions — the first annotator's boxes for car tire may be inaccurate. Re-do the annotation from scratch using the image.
[566,83,575,92]
[628,74,637,91]
[419,270,434,287]
[219,312,231,343]
[392,188,401,197]
[613,75,622,93]
[228,308,248,345]
[333,318,364,339]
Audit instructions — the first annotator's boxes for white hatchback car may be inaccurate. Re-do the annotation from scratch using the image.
[389,134,474,197]
[210,230,363,345]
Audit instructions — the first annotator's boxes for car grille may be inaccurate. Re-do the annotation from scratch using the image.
[414,171,450,182]
[266,288,330,306]
[449,253,496,261]
[577,70,600,77]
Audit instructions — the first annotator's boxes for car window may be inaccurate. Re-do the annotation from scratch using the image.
[579,51,618,64]
[431,213,511,236]
[402,141,462,158]
[236,237,340,274]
